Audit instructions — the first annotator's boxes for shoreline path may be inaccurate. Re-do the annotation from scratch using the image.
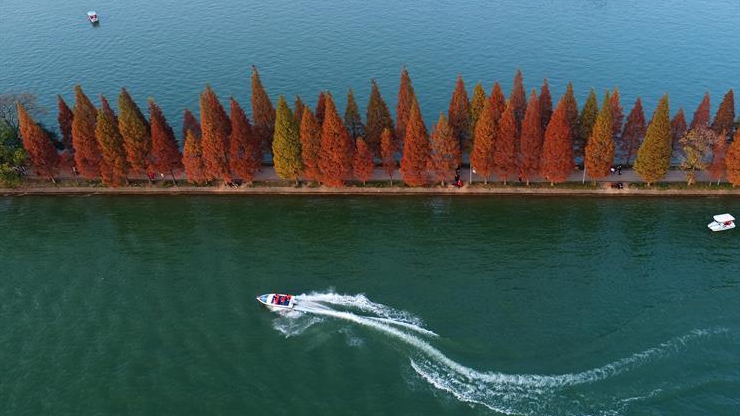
[5,167,739,196]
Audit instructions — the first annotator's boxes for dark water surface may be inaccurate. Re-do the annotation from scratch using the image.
[1,195,739,415]
[1,0,738,131]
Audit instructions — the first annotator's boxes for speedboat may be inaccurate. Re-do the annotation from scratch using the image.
[708,213,735,232]
[256,293,296,310]
[87,11,99,24]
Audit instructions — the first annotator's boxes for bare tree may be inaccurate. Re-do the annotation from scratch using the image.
[0,93,45,134]
[679,127,715,185]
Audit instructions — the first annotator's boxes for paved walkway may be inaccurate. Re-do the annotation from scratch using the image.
[48,166,709,184]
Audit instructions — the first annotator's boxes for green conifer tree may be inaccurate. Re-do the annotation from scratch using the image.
[584,91,614,182]
[563,82,579,135]
[272,96,303,184]
[576,88,598,160]
[344,89,365,140]
[634,95,672,185]
[117,88,151,177]
[469,82,487,145]
[365,79,394,157]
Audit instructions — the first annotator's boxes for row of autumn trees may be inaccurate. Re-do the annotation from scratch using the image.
[15,66,740,187]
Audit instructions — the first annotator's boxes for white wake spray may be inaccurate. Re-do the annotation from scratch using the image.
[266,291,726,415]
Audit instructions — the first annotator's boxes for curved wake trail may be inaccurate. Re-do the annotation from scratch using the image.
[269,292,726,415]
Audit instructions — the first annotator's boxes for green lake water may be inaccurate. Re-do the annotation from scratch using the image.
[1,195,738,415]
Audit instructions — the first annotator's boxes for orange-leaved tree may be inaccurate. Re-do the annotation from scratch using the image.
[57,95,74,150]
[182,109,201,141]
[17,103,58,182]
[509,70,527,132]
[540,95,574,185]
[396,66,415,142]
[428,112,460,186]
[229,97,261,183]
[585,91,614,182]
[95,105,128,187]
[300,107,322,183]
[72,85,101,178]
[200,85,231,182]
[725,128,740,186]
[620,98,646,165]
[182,129,206,184]
[689,92,710,131]
[448,74,470,152]
[708,132,728,185]
[610,88,623,143]
[318,93,354,187]
[539,79,553,132]
[380,128,397,185]
[712,89,735,137]
[100,95,117,124]
[470,99,496,183]
[149,99,182,184]
[519,89,543,185]
[493,102,518,184]
[670,108,687,153]
[251,65,275,153]
[489,82,506,124]
[400,99,430,186]
[315,91,326,125]
[353,138,374,185]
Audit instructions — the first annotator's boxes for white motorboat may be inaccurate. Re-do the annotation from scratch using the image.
[87,11,99,24]
[256,293,296,310]
[708,213,735,232]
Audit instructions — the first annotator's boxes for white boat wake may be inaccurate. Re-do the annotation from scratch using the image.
[266,291,727,415]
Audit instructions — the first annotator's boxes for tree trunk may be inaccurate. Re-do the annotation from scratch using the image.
[170,170,177,186]
[686,171,695,186]
[49,176,57,184]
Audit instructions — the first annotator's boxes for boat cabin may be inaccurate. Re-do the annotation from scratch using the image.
[87,11,99,23]
[272,294,292,306]
[708,213,735,232]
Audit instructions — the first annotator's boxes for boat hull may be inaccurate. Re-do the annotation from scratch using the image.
[256,293,296,310]
[708,221,735,232]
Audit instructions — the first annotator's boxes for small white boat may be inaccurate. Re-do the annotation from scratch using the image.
[87,11,99,23]
[256,293,296,310]
[708,213,735,232]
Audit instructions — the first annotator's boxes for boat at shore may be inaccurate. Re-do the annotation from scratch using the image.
[708,213,735,232]
[256,293,296,310]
